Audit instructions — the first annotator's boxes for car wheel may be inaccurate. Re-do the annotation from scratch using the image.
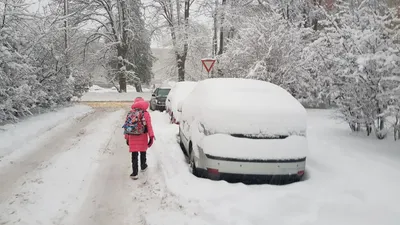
[189,145,199,177]
[178,127,187,156]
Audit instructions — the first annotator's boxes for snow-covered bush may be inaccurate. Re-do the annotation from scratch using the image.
[0,1,92,123]
[0,16,44,122]
[312,0,400,139]
[219,11,310,99]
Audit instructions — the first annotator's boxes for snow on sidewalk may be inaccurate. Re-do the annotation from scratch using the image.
[0,105,93,158]
[0,109,125,225]
[146,110,400,225]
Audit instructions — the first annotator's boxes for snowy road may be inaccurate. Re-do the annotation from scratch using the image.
[0,104,399,225]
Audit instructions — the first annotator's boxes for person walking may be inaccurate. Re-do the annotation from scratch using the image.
[122,97,155,180]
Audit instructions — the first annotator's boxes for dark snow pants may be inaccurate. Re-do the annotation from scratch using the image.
[131,152,147,175]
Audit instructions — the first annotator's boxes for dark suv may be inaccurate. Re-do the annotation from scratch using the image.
[150,87,171,111]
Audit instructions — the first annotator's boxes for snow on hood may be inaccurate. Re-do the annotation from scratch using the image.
[131,97,149,110]
[182,78,307,136]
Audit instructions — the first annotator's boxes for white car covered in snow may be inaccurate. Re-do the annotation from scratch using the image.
[178,78,308,183]
[166,81,197,124]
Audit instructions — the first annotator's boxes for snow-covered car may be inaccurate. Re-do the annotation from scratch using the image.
[166,81,197,124]
[149,86,171,111]
[178,78,308,183]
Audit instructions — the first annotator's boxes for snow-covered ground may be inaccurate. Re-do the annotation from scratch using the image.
[148,110,400,225]
[0,104,399,225]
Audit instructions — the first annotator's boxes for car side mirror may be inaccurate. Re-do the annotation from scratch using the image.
[198,122,205,133]
[177,102,183,112]
[152,93,156,97]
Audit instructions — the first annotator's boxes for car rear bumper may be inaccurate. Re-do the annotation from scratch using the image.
[196,169,304,184]
[155,104,166,110]
[196,153,306,184]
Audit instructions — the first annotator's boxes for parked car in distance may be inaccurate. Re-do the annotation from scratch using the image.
[178,78,308,184]
[166,81,198,124]
[150,86,171,111]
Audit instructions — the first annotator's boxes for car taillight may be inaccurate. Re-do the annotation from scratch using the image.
[297,170,305,176]
[207,168,219,174]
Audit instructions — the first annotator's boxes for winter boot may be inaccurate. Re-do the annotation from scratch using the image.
[141,164,148,172]
[130,173,138,180]
[140,152,148,172]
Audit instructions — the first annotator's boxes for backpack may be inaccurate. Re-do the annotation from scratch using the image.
[122,109,147,135]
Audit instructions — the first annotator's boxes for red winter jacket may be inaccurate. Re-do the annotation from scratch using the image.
[124,99,154,152]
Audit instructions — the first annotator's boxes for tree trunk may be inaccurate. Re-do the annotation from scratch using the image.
[2,0,8,28]
[135,82,143,92]
[375,106,387,139]
[213,0,218,57]
[177,54,185,82]
[349,122,360,132]
[117,0,129,93]
[64,0,70,78]
[311,0,322,30]
[211,0,218,78]
[366,123,372,136]
[216,0,227,77]
[394,114,399,141]
[179,0,190,81]
[117,45,127,93]
[218,0,226,55]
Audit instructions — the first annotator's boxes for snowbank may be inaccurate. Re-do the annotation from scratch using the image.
[0,105,93,158]
[182,78,307,135]
[202,134,308,160]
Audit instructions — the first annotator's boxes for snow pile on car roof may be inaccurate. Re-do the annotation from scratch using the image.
[182,78,307,136]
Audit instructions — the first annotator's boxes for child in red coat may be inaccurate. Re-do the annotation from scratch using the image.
[124,97,155,179]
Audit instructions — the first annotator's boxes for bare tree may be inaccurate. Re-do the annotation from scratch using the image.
[65,0,150,92]
[148,0,195,81]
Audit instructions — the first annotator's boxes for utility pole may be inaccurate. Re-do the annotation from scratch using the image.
[64,0,70,78]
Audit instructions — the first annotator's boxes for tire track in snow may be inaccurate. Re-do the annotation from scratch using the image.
[71,111,185,225]
[0,109,105,203]
[70,109,166,225]
[0,108,125,225]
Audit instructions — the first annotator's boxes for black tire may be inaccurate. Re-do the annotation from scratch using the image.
[178,127,187,156]
[189,145,199,177]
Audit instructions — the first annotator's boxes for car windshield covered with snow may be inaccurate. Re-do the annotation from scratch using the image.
[179,78,308,184]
